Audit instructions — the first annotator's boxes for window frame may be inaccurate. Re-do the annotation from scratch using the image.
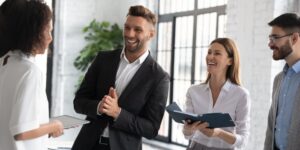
[155,0,227,146]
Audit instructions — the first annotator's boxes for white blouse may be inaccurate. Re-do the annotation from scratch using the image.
[183,80,250,149]
[0,50,49,150]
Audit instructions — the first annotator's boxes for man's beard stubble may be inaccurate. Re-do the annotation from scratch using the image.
[272,42,293,60]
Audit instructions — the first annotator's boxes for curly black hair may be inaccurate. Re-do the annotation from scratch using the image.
[0,0,52,56]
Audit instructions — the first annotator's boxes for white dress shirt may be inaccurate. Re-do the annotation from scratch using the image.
[0,50,49,150]
[101,49,149,137]
[183,80,250,149]
[114,50,149,96]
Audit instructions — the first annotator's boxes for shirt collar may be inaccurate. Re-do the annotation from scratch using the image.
[283,60,300,74]
[222,80,232,92]
[204,80,232,92]
[120,48,149,64]
[7,50,35,62]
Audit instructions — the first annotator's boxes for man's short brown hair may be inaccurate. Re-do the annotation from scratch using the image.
[127,5,156,26]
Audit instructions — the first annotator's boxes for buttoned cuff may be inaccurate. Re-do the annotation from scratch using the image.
[231,134,241,147]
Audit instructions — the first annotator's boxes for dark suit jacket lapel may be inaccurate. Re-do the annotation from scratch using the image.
[97,50,121,122]
[107,50,121,87]
[118,55,154,104]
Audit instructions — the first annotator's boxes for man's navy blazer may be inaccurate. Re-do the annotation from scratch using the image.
[72,49,170,150]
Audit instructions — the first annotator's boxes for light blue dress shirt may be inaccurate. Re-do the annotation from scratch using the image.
[275,60,300,150]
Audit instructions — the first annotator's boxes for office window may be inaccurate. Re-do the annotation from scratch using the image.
[157,0,227,146]
[157,22,172,137]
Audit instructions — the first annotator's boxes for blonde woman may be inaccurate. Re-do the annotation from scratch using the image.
[183,38,250,150]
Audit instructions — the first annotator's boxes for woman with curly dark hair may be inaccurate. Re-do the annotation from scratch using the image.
[0,1,64,150]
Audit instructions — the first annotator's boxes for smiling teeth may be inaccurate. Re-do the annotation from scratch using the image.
[208,62,216,65]
[127,40,136,43]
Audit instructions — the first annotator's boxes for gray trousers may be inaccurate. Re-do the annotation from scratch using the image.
[187,141,233,150]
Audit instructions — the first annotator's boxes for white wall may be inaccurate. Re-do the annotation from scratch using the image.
[226,0,274,149]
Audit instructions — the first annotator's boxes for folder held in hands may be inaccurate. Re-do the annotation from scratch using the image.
[166,102,235,128]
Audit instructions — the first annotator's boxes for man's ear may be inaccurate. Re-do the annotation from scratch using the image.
[291,32,299,45]
[149,29,155,39]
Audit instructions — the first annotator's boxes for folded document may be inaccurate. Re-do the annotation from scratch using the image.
[166,102,235,128]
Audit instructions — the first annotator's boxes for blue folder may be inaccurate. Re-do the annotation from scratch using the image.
[166,102,235,128]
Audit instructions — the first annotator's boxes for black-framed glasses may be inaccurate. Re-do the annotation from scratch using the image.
[269,33,293,43]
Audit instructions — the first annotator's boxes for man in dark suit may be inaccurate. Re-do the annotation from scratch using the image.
[72,5,170,150]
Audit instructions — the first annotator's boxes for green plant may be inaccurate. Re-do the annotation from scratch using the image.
[73,20,123,88]
[74,20,123,72]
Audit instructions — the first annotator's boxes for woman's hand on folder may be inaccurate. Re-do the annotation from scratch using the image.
[183,121,209,136]
[199,128,236,145]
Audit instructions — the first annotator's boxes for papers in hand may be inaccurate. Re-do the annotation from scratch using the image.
[50,115,90,129]
[166,102,235,128]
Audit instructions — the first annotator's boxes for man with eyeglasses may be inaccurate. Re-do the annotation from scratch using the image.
[264,13,300,150]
